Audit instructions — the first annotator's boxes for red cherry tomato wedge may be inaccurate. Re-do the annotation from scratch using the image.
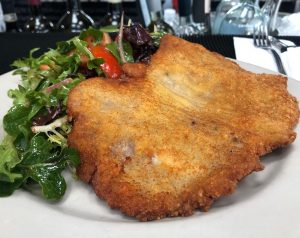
[90,45,122,79]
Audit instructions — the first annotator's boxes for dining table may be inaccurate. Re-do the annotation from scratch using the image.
[1,32,300,238]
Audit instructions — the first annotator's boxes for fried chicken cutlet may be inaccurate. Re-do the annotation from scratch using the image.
[67,35,299,221]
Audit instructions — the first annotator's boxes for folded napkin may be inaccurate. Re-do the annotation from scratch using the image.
[278,12,300,36]
[234,37,300,82]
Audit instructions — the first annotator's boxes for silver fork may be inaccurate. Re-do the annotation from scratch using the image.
[253,24,286,75]
[268,35,296,53]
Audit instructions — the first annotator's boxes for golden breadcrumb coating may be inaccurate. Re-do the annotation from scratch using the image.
[67,35,299,221]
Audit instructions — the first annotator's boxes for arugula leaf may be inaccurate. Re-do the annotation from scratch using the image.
[0,136,23,183]
[106,41,134,64]
[0,179,24,197]
[21,136,59,165]
[14,131,31,153]
[0,135,80,199]
[150,31,166,47]
[79,27,103,45]
[11,48,41,69]
[56,40,76,54]
[0,25,101,200]
[105,42,121,63]
[99,25,119,33]
[87,58,104,76]
[72,38,94,60]
[87,58,104,70]
[28,164,67,199]
[8,85,29,106]
[0,27,137,200]
[20,137,79,199]
[123,41,134,63]
[3,105,32,137]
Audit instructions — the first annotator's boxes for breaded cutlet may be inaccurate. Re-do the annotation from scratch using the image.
[67,35,299,221]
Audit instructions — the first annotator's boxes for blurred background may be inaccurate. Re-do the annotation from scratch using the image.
[0,0,300,74]
[9,1,299,24]
[0,0,299,34]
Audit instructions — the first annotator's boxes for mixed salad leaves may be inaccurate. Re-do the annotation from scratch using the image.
[0,24,165,200]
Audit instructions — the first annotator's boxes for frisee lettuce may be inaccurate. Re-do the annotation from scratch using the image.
[0,26,166,200]
[0,27,116,199]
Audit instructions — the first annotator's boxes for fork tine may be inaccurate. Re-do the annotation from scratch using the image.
[259,24,264,47]
[265,24,269,39]
[261,24,266,47]
[257,25,260,46]
[264,24,271,47]
[260,24,265,47]
[252,23,287,75]
[253,23,268,48]
[253,25,259,47]
[253,27,256,46]
[263,24,270,47]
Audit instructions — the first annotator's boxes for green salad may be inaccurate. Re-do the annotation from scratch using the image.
[0,24,165,200]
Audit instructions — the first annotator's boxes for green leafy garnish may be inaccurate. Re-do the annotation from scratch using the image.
[0,136,22,183]
[106,41,134,64]
[79,27,103,45]
[0,26,162,200]
[87,58,104,70]
[150,31,167,47]
[99,25,119,33]
[0,31,98,199]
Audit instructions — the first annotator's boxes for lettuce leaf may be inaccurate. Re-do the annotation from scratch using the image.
[0,135,80,199]
[0,136,22,183]
[0,34,88,199]
[0,26,141,200]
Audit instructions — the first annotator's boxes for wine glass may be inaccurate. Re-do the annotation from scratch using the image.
[218,0,264,35]
[98,0,131,27]
[212,0,241,34]
[261,0,282,35]
[147,0,174,34]
[23,0,54,33]
[1,0,22,32]
[56,0,94,33]
[0,3,5,32]
[177,0,206,35]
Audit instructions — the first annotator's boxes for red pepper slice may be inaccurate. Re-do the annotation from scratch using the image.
[90,45,122,79]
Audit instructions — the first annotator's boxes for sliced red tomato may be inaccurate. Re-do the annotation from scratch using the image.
[91,45,122,79]
[39,64,50,71]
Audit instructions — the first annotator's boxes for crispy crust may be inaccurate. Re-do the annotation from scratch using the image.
[122,62,147,78]
[67,35,299,221]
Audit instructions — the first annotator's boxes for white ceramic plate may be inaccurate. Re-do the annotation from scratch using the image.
[1,63,300,238]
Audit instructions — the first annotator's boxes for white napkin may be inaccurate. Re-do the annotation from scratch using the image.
[278,12,300,36]
[234,37,300,82]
